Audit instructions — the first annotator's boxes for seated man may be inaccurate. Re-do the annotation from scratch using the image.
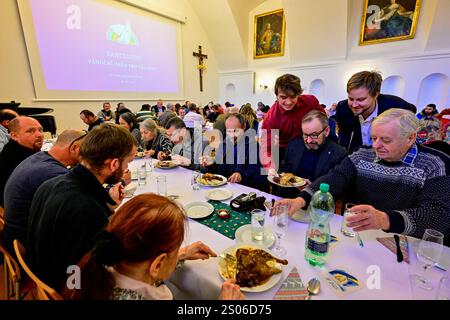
[0,109,19,152]
[80,110,104,131]
[277,110,347,198]
[26,124,138,291]
[0,117,44,207]
[163,117,206,170]
[183,103,204,129]
[97,102,115,122]
[2,129,85,251]
[275,109,450,246]
[200,113,266,191]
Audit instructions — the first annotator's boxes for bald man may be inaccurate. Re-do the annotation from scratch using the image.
[0,117,44,206]
[0,109,19,152]
[2,129,85,250]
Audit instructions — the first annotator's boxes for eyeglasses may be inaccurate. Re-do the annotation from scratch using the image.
[302,126,328,139]
[68,133,87,149]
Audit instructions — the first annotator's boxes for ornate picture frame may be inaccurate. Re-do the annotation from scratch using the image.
[254,9,286,59]
[359,0,421,45]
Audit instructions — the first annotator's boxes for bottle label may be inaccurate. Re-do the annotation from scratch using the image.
[307,238,329,254]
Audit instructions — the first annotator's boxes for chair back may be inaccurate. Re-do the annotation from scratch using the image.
[0,218,22,300]
[13,239,63,300]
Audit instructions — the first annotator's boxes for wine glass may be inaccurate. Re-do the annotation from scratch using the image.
[410,229,444,290]
[272,204,288,257]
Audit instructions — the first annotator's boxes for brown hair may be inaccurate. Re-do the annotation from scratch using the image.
[239,104,257,129]
[347,71,382,97]
[64,194,186,300]
[274,74,303,96]
[79,123,137,169]
[302,110,329,128]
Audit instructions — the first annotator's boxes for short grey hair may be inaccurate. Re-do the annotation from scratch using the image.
[140,118,158,135]
[372,108,419,137]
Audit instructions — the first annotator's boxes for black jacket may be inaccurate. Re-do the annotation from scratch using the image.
[0,139,37,206]
[335,94,416,153]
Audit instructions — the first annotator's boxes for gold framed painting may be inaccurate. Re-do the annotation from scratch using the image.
[254,9,286,59]
[359,0,421,45]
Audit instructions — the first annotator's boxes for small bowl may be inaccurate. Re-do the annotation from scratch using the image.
[217,209,230,219]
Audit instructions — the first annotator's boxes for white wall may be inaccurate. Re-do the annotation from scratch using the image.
[219,0,450,112]
[0,0,219,132]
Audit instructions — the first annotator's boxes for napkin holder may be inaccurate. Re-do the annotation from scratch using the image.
[230,192,266,212]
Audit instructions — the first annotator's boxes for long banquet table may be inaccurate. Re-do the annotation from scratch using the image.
[126,159,448,300]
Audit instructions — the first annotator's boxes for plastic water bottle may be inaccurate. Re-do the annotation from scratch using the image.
[305,183,335,267]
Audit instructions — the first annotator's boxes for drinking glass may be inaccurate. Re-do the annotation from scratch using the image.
[191,171,200,190]
[138,164,147,186]
[146,158,153,173]
[410,229,444,290]
[272,204,288,257]
[341,203,356,237]
[156,175,167,197]
[251,209,265,242]
[436,275,450,300]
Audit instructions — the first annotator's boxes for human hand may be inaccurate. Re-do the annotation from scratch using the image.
[172,154,191,167]
[199,155,214,167]
[346,205,390,232]
[273,198,305,216]
[228,172,242,183]
[296,178,311,191]
[178,241,217,261]
[157,151,166,161]
[108,182,125,206]
[145,149,155,157]
[268,168,278,177]
[218,279,245,300]
[121,169,132,186]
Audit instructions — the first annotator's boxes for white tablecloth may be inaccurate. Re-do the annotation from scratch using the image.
[126,159,448,300]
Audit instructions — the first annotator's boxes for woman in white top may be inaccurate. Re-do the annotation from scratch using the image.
[64,193,244,300]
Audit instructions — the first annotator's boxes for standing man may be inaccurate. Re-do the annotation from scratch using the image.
[80,110,104,131]
[26,123,137,291]
[2,129,86,251]
[260,74,324,176]
[0,117,44,207]
[335,70,416,153]
[0,109,19,152]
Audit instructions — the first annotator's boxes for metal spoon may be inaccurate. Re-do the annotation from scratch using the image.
[306,278,321,299]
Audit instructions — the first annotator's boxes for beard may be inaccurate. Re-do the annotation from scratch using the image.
[105,165,124,185]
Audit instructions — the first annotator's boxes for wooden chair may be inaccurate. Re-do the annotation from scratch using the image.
[13,240,63,300]
[0,217,23,300]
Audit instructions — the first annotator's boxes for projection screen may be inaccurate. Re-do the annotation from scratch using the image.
[17,0,184,101]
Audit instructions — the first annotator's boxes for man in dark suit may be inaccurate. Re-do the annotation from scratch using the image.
[335,71,416,153]
[278,110,347,198]
[152,99,166,115]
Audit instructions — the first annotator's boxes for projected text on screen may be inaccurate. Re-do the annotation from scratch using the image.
[28,0,179,93]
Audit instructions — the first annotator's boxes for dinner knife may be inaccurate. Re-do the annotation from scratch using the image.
[394,234,404,263]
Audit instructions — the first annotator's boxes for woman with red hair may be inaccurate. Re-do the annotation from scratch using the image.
[64,193,244,300]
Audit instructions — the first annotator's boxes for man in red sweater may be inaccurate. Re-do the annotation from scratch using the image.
[260,74,324,175]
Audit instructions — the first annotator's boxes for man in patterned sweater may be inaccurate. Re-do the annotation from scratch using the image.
[276,109,450,246]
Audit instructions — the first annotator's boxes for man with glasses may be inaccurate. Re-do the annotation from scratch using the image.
[276,110,347,198]
[259,74,324,176]
[2,129,86,252]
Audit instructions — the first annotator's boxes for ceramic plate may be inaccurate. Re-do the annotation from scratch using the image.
[124,182,138,198]
[184,202,214,219]
[218,243,284,293]
[197,174,227,187]
[267,175,306,188]
[155,160,178,169]
[234,224,276,248]
[205,188,234,201]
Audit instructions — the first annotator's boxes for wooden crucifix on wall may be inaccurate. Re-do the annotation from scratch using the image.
[193,45,208,92]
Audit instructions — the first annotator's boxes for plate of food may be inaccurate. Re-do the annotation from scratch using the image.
[218,243,288,292]
[205,188,233,201]
[135,151,145,158]
[197,173,227,187]
[155,160,178,169]
[268,173,306,188]
[184,202,214,219]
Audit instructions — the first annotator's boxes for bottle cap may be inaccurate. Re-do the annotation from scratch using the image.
[319,183,329,193]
